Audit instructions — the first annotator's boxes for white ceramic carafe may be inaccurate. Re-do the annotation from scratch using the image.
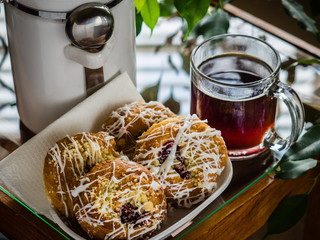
[4,0,136,133]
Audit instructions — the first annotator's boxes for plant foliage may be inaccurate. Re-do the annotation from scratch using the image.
[136,0,212,37]
[285,58,320,70]
[281,0,320,41]
[281,125,320,162]
[174,0,211,38]
[275,125,320,179]
[139,0,160,33]
[264,194,309,239]
[267,116,320,238]
[188,8,229,39]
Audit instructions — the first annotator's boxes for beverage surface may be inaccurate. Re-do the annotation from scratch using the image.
[198,54,272,84]
[191,54,276,151]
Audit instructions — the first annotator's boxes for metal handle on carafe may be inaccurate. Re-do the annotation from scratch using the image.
[65,3,114,95]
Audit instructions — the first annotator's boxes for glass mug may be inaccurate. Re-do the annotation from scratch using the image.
[191,34,304,160]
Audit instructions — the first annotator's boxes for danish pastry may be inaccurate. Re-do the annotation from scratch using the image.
[43,132,119,218]
[72,158,167,240]
[133,114,228,208]
[101,101,175,156]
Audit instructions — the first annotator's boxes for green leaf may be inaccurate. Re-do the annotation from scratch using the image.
[296,58,320,65]
[135,0,147,13]
[174,0,211,38]
[135,10,143,36]
[264,194,308,239]
[140,75,161,102]
[163,87,180,114]
[282,125,320,162]
[140,0,160,33]
[275,158,317,179]
[286,58,320,70]
[190,9,229,39]
[281,0,319,40]
[159,0,176,17]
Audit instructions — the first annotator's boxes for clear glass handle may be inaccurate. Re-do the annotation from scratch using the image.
[263,82,305,152]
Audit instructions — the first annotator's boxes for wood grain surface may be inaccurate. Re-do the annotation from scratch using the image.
[0,189,67,240]
[181,165,320,240]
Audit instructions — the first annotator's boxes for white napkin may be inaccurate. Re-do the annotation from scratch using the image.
[0,73,233,240]
[0,72,143,220]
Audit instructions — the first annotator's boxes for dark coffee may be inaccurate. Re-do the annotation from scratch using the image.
[191,54,277,152]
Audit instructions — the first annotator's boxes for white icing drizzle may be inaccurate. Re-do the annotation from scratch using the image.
[44,132,117,218]
[151,180,161,191]
[72,159,167,240]
[134,114,227,208]
[102,101,175,144]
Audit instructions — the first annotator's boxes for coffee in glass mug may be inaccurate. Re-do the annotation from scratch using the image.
[191,34,304,160]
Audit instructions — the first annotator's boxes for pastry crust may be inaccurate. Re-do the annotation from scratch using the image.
[43,132,119,218]
[101,101,175,156]
[133,114,228,208]
[73,158,167,240]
